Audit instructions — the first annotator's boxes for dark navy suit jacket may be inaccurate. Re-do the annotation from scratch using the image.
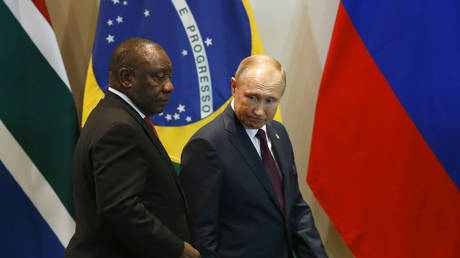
[180,104,328,258]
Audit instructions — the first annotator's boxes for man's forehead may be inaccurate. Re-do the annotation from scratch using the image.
[239,78,283,99]
[138,60,172,73]
[244,76,282,88]
[242,67,282,87]
[243,65,281,81]
[140,48,172,67]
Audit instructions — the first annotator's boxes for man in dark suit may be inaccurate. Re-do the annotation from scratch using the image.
[180,55,328,258]
[65,38,200,258]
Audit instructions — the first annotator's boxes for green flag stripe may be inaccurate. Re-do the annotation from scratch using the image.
[0,1,78,215]
[0,120,75,246]
[173,162,180,175]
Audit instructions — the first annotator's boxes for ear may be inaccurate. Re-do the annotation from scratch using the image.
[118,67,134,89]
[231,77,237,96]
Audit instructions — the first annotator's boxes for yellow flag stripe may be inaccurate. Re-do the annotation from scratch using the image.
[81,57,104,127]
[242,0,264,56]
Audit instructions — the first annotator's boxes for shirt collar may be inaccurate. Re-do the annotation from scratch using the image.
[108,87,146,119]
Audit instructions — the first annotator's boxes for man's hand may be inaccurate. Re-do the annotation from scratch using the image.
[180,241,201,258]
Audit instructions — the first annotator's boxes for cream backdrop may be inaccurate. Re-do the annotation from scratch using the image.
[45,0,353,257]
[250,1,354,257]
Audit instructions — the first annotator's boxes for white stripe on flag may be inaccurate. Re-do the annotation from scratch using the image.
[171,0,214,119]
[0,120,75,247]
[4,0,71,91]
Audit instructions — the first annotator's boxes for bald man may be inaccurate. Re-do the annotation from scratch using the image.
[65,38,200,258]
[180,55,328,258]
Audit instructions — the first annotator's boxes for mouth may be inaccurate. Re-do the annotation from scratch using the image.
[248,117,264,124]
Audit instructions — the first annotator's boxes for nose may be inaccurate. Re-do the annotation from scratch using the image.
[162,79,174,93]
[253,103,264,116]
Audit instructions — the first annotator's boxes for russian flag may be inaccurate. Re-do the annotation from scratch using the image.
[307,1,460,257]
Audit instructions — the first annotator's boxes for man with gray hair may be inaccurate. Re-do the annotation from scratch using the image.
[180,55,328,258]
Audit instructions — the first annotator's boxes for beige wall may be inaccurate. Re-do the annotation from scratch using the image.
[45,0,99,122]
[250,1,354,257]
[46,0,352,257]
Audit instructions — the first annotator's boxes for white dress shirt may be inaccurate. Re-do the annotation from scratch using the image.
[108,87,146,119]
[230,100,275,158]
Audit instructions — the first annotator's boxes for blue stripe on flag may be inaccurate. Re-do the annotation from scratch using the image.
[0,160,64,258]
[342,0,460,189]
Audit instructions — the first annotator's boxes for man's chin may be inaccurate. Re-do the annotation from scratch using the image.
[151,107,165,116]
[242,120,265,129]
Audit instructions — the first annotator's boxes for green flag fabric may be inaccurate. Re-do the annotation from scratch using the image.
[0,0,78,257]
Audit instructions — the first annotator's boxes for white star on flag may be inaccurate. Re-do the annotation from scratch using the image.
[106,34,115,43]
[186,116,192,122]
[205,37,213,46]
[144,9,150,17]
[181,49,188,56]
[173,113,180,120]
[158,112,164,116]
[107,19,113,26]
[177,104,185,113]
[116,16,123,23]
[123,1,128,5]
[165,114,172,121]
[112,0,120,4]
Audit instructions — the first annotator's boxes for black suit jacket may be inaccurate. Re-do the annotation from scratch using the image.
[65,92,190,258]
[180,104,328,258]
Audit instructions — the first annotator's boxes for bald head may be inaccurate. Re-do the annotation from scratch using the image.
[107,38,174,116]
[108,38,164,89]
[234,55,286,93]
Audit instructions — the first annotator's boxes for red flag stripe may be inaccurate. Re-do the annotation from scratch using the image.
[308,2,460,257]
[31,0,52,26]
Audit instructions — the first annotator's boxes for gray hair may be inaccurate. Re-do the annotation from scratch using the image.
[234,55,286,93]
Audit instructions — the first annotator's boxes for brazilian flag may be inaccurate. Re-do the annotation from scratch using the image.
[83,0,280,168]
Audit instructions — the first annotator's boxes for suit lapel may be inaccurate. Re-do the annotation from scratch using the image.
[223,106,284,215]
[129,109,189,209]
[134,116,170,162]
[106,93,189,209]
[107,92,170,161]
[267,124,291,215]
